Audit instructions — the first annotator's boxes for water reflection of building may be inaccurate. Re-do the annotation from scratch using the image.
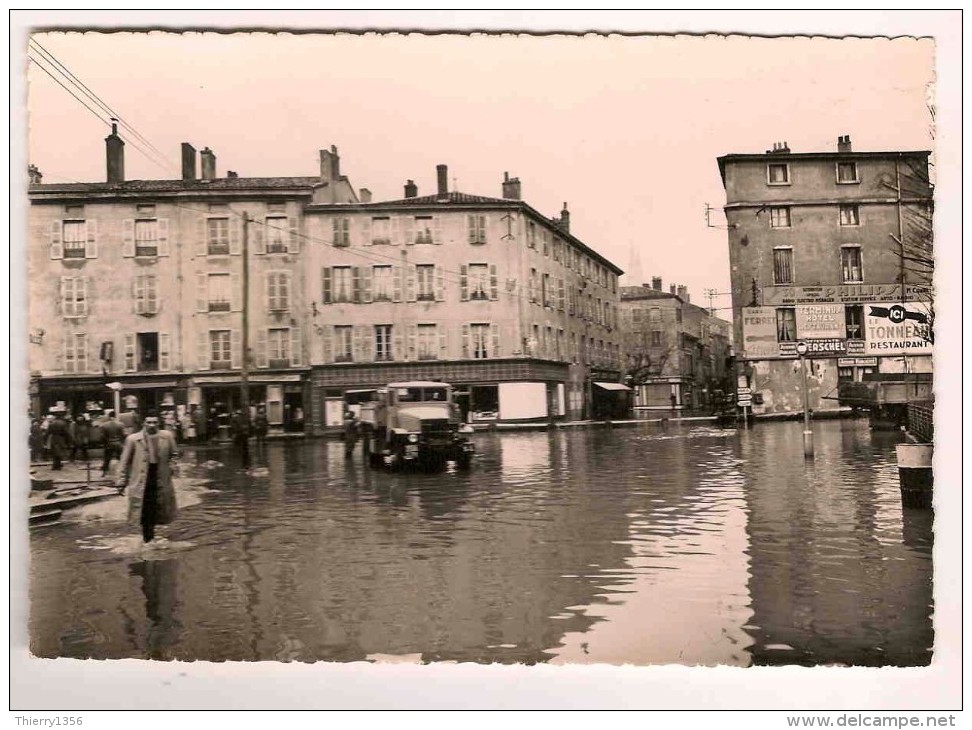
[744,421,933,666]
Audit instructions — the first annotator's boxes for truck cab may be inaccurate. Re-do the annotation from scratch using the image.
[368,381,474,470]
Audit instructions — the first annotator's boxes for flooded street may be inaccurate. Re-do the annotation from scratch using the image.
[29,419,933,667]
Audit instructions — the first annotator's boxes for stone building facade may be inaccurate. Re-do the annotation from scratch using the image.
[619,280,732,411]
[717,137,933,415]
[27,132,624,432]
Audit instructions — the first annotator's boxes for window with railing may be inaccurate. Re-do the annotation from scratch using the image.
[135,219,159,257]
[207,218,230,255]
[63,221,86,259]
[470,323,490,359]
[468,264,489,301]
[417,324,437,360]
[268,327,291,367]
[372,265,393,301]
[208,274,232,312]
[416,264,435,301]
[265,216,288,253]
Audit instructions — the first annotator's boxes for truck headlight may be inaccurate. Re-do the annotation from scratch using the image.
[408,433,419,443]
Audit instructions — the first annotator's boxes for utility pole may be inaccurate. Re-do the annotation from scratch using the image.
[241,212,250,416]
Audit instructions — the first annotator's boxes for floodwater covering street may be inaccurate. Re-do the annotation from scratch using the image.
[29,419,933,666]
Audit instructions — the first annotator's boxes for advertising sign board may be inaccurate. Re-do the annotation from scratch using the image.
[762,283,924,306]
[864,303,933,356]
[741,307,779,359]
[796,304,845,339]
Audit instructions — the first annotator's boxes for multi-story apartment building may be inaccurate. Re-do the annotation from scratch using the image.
[27,130,624,433]
[304,165,624,429]
[717,136,933,415]
[619,279,732,411]
[27,128,357,434]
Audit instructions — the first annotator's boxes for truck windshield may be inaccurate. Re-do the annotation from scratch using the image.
[396,387,448,403]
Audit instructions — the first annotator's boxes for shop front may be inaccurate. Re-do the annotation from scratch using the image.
[191,372,307,439]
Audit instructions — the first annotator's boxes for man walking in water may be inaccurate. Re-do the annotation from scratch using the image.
[116,411,179,545]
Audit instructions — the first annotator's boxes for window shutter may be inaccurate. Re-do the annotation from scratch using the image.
[433,216,443,245]
[256,328,268,368]
[133,276,143,314]
[50,221,63,260]
[62,337,71,373]
[404,218,415,246]
[197,331,210,370]
[331,219,343,248]
[392,266,402,303]
[322,267,332,304]
[78,334,89,373]
[59,277,69,316]
[85,220,98,258]
[558,279,565,311]
[353,325,368,362]
[392,329,403,362]
[231,272,242,311]
[460,265,469,301]
[263,272,272,311]
[407,324,417,361]
[491,324,501,358]
[80,277,90,316]
[288,217,300,253]
[406,264,417,302]
[290,326,302,366]
[362,218,372,246]
[230,329,242,369]
[490,265,498,301]
[461,325,470,359]
[467,215,475,244]
[197,273,208,313]
[435,266,445,301]
[159,333,170,370]
[394,217,404,246]
[252,217,266,254]
[197,218,207,257]
[439,329,448,358]
[352,266,362,303]
[361,266,373,303]
[281,272,291,312]
[124,333,136,372]
[158,218,170,256]
[321,327,333,364]
[122,219,136,257]
[229,218,242,255]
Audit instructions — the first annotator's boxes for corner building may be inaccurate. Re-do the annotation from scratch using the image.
[304,166,624,431]
[717,137,932,415]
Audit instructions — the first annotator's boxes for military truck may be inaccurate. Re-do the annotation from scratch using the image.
[363,381,474,470]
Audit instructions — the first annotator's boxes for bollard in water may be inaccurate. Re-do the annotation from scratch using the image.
[896,443,933,509]
[803,429,814,458]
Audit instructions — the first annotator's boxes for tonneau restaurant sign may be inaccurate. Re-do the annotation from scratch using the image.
[864,303,932,355]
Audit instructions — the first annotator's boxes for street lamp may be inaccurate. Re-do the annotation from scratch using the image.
[794,341,814,458]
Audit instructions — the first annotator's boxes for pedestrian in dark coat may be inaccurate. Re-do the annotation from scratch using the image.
[72,414,92,462]
[47,411,72,471]
[253,408,269,450]
[343,410,359,458]
[230,410,251,469]
[116,411,178,544]
[100,410,126,477]
[29,419,44,462]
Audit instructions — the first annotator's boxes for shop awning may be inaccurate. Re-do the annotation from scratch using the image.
[594,381,631,391]
[118,380,180,390]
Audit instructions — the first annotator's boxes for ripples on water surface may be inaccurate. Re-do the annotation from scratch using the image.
[29,419,932,666]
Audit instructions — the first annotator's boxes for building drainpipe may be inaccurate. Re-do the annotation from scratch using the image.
[895,157,909,374]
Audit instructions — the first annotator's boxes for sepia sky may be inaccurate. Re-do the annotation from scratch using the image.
[23,28,935,319]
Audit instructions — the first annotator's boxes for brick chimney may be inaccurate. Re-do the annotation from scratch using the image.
[319,146,340,182]
[670,284,677,294]
[105,120,125,184]
[359,188,372,203]
[181,142,197,180]
[767,141,791,155]
[200,147,217,180]
[677,285,689,302]
[27,164,42,184]
[404,179,418,198]
[559,202,570,233]
[227,171,238,178]
[652,276,662,291]
[436,164,448,198]
[502,171,521,200]
[837,134,852,153]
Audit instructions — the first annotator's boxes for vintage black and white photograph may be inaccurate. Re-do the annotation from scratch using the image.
[12,10,961,712]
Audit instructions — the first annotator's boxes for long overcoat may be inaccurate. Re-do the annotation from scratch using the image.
[116,430,179,526]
